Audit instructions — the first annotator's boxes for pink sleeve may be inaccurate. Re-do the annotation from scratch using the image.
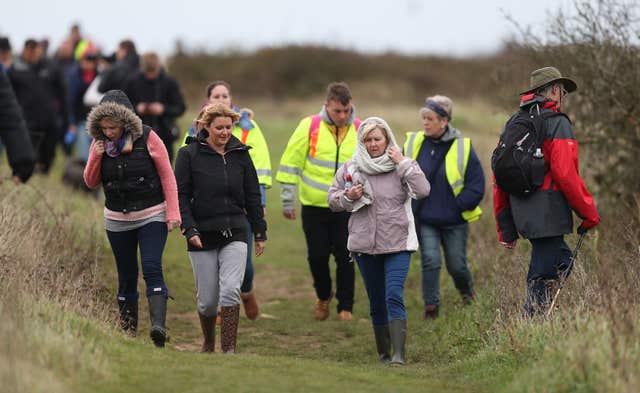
[147,131,181,224]
[83,139,103,189]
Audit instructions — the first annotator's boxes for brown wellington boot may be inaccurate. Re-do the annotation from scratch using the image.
[220,304,240,353]
[241,291,259,320]
[198,312,215,353]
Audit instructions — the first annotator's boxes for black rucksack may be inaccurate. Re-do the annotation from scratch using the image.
[491,107,564,198]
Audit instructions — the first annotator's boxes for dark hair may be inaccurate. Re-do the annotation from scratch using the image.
[118,39,137,56]
[326,82,352,105]
[24,39,39,50]
[206,80,232,98]
[0,37,11,52]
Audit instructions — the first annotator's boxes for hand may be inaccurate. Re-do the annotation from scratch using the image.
[94,140,105,155]
[255,241,266,257]
[136,103,148,115]
[283,209,296,220]
[188,235,203,248]
[148,102,165,116]
[500,240,517,249]
[12,176,22,185]
[345,184,364,200]
[387,146,404,164]
[167,220,180,232]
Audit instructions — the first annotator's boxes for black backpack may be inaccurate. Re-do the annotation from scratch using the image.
[491,106,565,198]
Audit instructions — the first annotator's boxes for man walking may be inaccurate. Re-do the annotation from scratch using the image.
[493,66,600,316]
[277,82,360,321]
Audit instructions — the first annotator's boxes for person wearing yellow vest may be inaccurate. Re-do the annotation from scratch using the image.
[182,81,271,321]
[277,82,361,321]
[404,95,485,319]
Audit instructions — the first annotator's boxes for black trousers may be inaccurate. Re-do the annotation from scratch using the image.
[30,129,58,174]
[301,205,354,312]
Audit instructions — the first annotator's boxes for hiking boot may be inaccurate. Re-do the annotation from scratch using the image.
[424,304,439,320]
[338,310,353,321]
[373,325,391,364]
[198,312,215,353]
[389,319,407,366]
[220,304,240,353]
[241,291,259,321]
[117,297,138,336]
[148,294,167,348]
[462,291,476,306]
[313,292,333,321]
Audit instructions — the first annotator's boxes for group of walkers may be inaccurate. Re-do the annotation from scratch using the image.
[1,31,600,365]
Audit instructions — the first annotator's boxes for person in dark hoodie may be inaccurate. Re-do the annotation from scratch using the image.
[403,95,485,319]
[174,102,267,354]
[125,52,185,162]
[98,39,138,93]
[83,90,180,347]
[493,67,600,317]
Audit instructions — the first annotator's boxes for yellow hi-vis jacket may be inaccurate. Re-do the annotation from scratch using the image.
[277,115,360,207]
[182,120,272,188]
[404,131,482,222]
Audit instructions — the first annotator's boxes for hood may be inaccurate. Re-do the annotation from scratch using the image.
[319,104,356,127]
[86,90,143,140]
[429,124,461,143]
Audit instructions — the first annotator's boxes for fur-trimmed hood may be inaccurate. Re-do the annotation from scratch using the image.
[86,90,143,141]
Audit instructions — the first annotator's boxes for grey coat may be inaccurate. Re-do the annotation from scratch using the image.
[328,158,429,254]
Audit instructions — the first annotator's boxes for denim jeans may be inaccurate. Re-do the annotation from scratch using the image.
[524,236,572,316]
[355,252,411,326]
[419,222,473,307]
[240,224,254,293]
[106,221,168,301]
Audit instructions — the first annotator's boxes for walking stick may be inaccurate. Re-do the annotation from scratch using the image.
[546,232,587,317]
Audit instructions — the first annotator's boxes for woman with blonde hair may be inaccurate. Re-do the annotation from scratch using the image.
[174,102,267,353]
[329,117,429,365]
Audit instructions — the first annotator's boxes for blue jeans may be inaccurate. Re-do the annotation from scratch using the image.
[419,223,473,307]
[241,186,266,293]
[355,252,411,326]
[106,221,168,301]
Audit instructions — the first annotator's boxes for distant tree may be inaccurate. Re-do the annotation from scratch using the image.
[507,0,640,225]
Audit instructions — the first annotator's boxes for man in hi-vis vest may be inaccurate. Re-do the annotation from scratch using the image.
[277,82,361,321]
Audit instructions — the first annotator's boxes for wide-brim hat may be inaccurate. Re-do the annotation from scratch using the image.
[520,66,578,95]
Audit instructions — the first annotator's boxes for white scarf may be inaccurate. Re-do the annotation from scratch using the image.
[353,117,399,175]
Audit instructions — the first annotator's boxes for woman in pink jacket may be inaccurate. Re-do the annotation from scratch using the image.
[83,90,180,347]
[329,117,429,365]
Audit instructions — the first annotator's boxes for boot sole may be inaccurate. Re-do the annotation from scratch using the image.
[150,328,166,348]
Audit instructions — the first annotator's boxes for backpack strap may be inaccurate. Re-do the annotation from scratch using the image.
[354,118,362,131]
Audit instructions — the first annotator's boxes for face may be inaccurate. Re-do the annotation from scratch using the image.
[205,116,234,148]
[325,100,352,128]
[547,84,568,109]
[422,109,448,138]
[364,127,388,158]
[208,85,232,107]
[99,118,124,141]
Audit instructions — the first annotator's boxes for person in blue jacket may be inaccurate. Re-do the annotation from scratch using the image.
[403,95,485,319]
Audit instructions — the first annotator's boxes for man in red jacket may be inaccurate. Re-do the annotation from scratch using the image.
[493,66,600,316]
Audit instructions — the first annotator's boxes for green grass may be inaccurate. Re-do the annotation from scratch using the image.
[2,97,638,392]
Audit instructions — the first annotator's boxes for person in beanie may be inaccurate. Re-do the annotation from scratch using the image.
[276,82,360,321]
[174,103,267,353]
[493,66,600,316]
[329,117,429,365]
[83,90,180,347]
[404,95,485,319]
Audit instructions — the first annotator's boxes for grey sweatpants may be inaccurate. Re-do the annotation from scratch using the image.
[188,241,247,317]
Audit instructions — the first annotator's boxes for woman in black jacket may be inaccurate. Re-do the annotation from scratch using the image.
[174,102,267,353]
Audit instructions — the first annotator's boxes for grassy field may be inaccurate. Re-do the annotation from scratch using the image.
[1,97,638,393]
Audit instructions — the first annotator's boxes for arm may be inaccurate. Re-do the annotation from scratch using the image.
[246,120,273,189]
[328,164,350,212]
[174,146,198,239]
[147,131,181,225]
[162,78,186,118]
[493,174,518,244]
[83,139,103,189]
[243,153,267,241]
[455,147,485,212]
[397,158,430,199]
[276,117,312,212]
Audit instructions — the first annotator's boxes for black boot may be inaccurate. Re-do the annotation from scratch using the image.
[389,319,406,365]
[117,298,138,336]
[373,325,391,364]
[148,295,167,347]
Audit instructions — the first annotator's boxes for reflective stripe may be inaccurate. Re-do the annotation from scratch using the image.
[406,132,418,159]
[301,174,330,192]
[307,155,338,169]
[451,179,464,190]
[278,165,301,176]
[256,169,272,177]
[457,137,465,175]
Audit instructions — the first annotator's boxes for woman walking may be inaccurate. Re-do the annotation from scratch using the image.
[328,117,429,365]
[83,89,180,347]
[175,103,267,353]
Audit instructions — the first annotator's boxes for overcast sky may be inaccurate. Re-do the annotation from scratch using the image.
[1,0,575,57]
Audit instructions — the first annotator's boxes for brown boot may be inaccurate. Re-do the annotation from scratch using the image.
[314,292,334,321]
[241,291,259,320]
[198,312,215,353]
[220,305,240,353]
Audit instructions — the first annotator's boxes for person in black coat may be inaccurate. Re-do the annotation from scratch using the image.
[174,102,266,353]
[125,52,185,162]
[0,70,35,183]
[98,39,138,93]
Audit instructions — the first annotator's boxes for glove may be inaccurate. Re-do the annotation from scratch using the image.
[64,130,77,146]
